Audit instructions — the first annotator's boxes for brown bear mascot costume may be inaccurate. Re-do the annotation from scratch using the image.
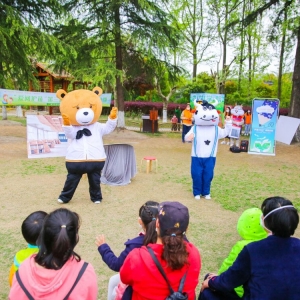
[56,87,118,204]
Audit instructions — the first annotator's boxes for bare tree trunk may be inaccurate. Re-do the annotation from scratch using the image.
[114,6,125,128]
[0,64,7,120]
[2,105,7,120]
[156,80,176,123]
[278,10,287,101]
[238,0,246,92]
[289,27,300,142]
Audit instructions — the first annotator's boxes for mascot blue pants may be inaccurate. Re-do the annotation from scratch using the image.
[191,157,216,196]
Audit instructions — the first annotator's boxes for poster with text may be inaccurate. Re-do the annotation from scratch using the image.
[0,88,112,107]
[248,98,279,156]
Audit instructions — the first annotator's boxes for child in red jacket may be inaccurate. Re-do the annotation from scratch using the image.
[95,201,159,300]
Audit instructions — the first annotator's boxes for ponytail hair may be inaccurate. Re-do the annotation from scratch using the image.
[161,229,189,270]
[35,208,81,269]
[139,201,159,246]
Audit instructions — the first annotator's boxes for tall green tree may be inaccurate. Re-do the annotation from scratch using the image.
[169,0,215,79]
[0,0,68,89]
[58,0,179,128]
[0,0,71,119]
[207,0,240,94]
[231,0,300,140]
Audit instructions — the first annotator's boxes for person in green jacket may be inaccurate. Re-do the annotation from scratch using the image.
[174,106,182,131]
[217,207,268,298]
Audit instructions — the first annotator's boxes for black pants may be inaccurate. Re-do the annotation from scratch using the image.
[182,124,191,142]
[59,161,105,203]
[198,274,240,300]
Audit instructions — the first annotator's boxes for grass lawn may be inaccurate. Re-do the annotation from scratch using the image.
[0,114,300,299]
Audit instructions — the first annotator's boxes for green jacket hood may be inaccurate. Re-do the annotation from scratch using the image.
[237,207,267,241]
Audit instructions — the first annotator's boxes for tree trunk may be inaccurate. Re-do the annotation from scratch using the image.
[289,26,300,141]
[162,101,168,123]
[278,10,287,101]
[16,106,23,117]
[2,105,7,120]
[238,0,246,92]
[114,6,125,128]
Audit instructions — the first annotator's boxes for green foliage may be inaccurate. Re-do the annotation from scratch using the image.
[0,1,69,89]
[196,72,216,92]
[225,80,237,94]
[254,82,274,98]
[180,82,206,102]
[223,72,292,107]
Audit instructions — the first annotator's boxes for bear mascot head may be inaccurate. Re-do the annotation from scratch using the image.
[56,87,117,126]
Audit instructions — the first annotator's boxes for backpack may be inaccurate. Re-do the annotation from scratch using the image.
[15,262,88,300]
[147,247,188,300]
[229,145,241,153]
[240,140,249,152]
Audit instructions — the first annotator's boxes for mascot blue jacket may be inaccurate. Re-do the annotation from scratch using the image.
[185,100,231,200]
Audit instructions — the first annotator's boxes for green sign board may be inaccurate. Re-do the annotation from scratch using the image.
[0,89,112,107]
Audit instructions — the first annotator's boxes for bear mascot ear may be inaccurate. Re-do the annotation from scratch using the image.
[92,87,103,96]
[56,89,68,101]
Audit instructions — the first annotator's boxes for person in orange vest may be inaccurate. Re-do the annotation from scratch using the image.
[181,103,193,143]
[244,110,252,136]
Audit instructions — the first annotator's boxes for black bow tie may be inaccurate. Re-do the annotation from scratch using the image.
[76,128,92,139]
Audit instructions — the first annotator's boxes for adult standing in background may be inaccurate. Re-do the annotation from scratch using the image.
[243,110,252,136]
[181,104,193,143]
[175,106,182,132]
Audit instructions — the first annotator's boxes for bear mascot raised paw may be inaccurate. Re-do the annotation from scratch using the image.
[56,87,118,204]
[185,100,232,200]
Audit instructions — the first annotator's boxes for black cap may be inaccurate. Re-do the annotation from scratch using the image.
[158,201,189,237]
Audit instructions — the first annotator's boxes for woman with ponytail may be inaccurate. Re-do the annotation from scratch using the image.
[9,208,98,299]
[95,200,159,300]
[120,201,201,300]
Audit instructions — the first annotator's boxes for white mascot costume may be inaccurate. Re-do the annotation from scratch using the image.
[230,105,244,148]
[185,100,232,200]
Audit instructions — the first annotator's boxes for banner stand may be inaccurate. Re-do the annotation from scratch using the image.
[248,98,280,156]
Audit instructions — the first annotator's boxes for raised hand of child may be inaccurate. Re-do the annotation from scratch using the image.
[95,234,106,247]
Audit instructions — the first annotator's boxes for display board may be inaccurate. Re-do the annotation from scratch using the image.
[275,116,300,145]
[248,98,279,156]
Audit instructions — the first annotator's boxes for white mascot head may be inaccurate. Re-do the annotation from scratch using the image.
[193,100,219,126]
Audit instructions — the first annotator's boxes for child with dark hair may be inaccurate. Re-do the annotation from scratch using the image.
[9,208,98,299]
[120,201,201,299]
[200,196,300,300]
[8,210,47,286]
[95,200,159,300]
[171,115,178,131]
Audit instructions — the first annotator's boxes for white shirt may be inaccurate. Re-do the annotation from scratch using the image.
[63,119,117,161]
[186,125,230,158]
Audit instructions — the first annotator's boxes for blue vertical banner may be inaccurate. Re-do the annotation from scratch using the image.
[248,98,280,156]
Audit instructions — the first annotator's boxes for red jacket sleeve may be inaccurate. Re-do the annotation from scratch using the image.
[119,249,135,286]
